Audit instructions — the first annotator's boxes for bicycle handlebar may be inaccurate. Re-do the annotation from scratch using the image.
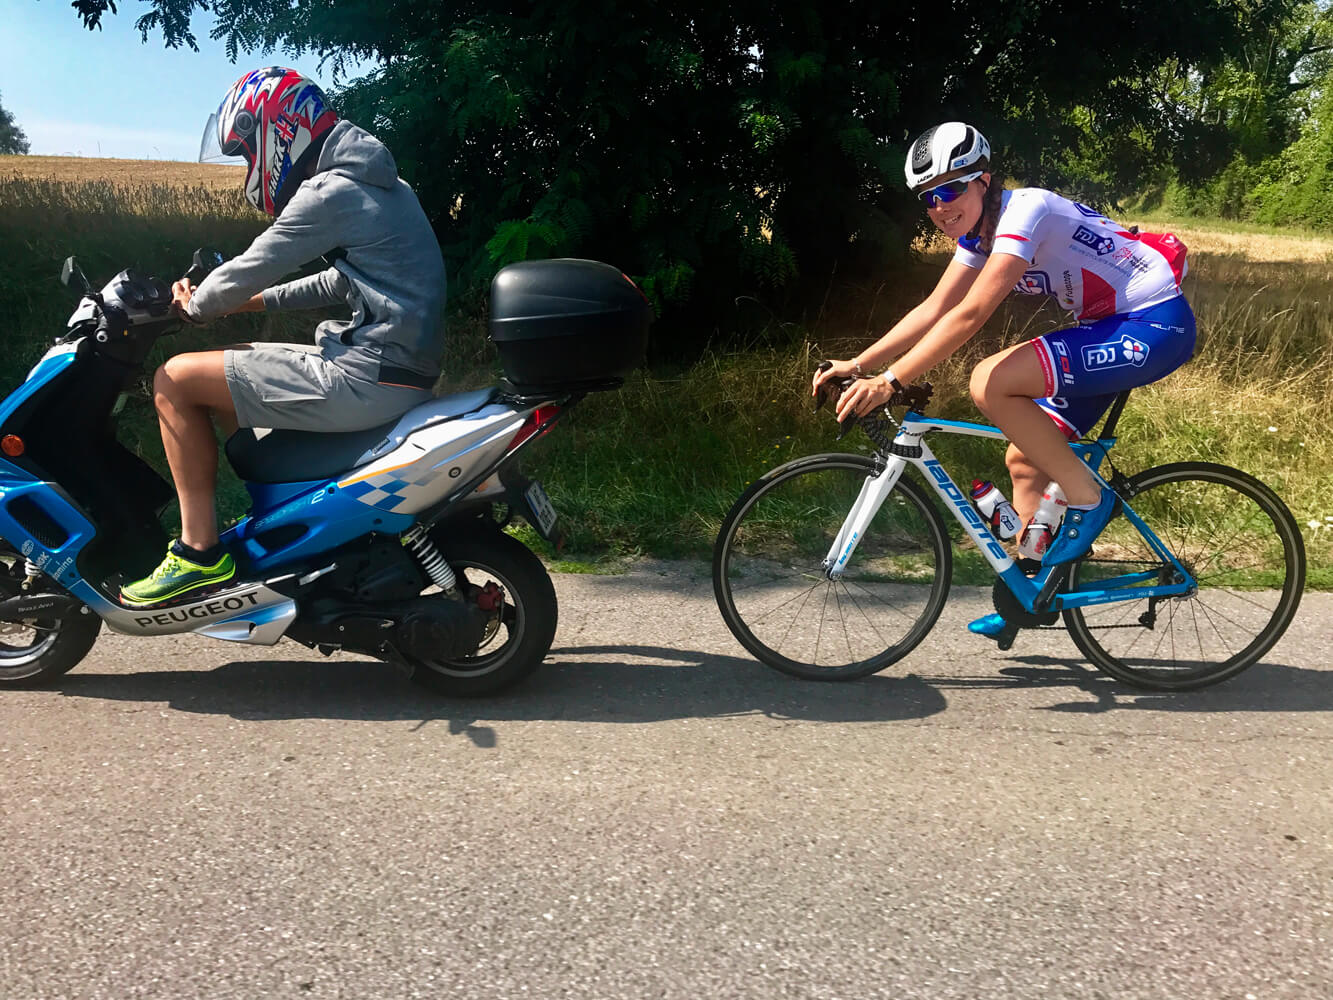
[813,360,934,440]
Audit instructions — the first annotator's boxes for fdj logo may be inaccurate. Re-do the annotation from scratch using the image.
[1072,225,1115,256]
[923,460,1009,563]
[1014,270,1052,295]
[1083,335,1150,371]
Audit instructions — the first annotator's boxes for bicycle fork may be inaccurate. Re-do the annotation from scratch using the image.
[822,456,908,580]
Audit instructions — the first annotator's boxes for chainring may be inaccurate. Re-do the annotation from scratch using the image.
[992,575,1060,628]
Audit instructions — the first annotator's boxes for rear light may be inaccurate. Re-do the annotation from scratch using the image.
[622,272,650,305]
[509,405,562,450]
[1,436,23,457]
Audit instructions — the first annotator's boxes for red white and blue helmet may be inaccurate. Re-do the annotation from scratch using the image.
[904,122,990,192]
[208,67,338,216]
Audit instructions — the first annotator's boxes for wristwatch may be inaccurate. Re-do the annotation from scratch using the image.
[882,369,904,393]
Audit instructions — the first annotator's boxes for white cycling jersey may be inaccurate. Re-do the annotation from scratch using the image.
[954,188,1187,321]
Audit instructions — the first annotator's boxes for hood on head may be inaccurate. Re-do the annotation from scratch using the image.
[313,119,399,189]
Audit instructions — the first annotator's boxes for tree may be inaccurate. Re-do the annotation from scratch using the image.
[62,0,1303,324]
[0,92,30,155]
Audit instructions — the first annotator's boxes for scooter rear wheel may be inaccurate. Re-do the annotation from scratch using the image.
[409,528,558,697]
[0,551,100,685]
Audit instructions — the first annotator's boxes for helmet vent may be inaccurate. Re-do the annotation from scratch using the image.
[948,127,975,164]
[910,126,938,173]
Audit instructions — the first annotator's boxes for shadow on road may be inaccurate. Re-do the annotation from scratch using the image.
[936,653,1333,714]
[49,643,946,730]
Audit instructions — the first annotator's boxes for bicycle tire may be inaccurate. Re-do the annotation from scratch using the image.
[713,453,953,680]
[1063,461,1305,690]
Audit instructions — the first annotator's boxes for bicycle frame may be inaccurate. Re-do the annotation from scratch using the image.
[822,410,1196,614]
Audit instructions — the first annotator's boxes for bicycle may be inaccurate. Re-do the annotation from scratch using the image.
[712,371,1306,691]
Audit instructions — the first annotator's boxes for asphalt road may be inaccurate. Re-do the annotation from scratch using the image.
[1,562,1329,999]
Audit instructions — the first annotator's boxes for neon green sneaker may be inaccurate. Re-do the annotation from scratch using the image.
[120,545,236,606]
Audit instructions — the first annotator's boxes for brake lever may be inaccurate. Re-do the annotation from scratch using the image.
[813,360,869,440]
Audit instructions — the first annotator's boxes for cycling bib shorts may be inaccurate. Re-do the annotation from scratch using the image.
[1030,295,1196,438]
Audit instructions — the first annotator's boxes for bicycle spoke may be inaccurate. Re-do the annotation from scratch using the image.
[837,580,896,656]
[714,456,950,679]
[1189,599,1207,665]
[774,581,822,659]
[840,576,922,623]
[812,583,832,666]
[742,577,826,626]
[1066,464,1301,690]
[831,582,857,664]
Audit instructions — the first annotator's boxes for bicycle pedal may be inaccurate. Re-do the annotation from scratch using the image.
[997,623,1019,651]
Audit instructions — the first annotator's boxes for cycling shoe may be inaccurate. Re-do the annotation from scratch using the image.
[1042,488,1121,566]
[968,613,1009,640]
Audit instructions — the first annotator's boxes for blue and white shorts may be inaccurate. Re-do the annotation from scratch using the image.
[1030,296,1196,438]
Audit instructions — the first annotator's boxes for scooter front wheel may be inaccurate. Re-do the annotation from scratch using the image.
[0,553,100,685]
[409,528,558,697]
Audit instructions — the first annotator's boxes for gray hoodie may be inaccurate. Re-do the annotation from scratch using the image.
[187,120,447,383]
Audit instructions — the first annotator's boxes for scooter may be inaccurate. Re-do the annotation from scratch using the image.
[0,251,651,695]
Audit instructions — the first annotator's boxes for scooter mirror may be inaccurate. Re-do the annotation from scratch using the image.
[185,247,226,284]
[60,256,93,295]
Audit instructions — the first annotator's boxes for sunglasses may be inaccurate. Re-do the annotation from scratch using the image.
[917,171,983,207]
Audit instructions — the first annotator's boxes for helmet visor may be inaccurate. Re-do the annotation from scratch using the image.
[198,112,247,164]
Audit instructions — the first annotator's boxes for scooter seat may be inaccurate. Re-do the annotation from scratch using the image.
[225,387,499,484]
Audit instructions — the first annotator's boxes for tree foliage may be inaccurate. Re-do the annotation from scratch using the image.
[1109,0,1333,220]
[64,0,1304,323]
[0,92,31,155]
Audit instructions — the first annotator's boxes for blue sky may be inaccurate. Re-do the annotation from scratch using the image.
[1,0,371,160]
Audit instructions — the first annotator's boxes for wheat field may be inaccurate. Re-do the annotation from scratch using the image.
[1,154,245,188]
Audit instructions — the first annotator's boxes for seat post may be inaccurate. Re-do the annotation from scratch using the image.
[1097,390,1132,439]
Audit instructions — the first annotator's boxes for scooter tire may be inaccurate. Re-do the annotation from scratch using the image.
[410,529,558,697]
[0,606,101,686]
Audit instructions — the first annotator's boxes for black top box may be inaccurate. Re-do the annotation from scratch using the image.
[489,259,653,392]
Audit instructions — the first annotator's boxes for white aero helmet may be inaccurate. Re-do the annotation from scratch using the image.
[904,122,991,191]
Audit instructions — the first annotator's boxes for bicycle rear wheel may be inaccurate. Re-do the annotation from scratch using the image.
[713,454,952,680]
[1064,462,1305,690]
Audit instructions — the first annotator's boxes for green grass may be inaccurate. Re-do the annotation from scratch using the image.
[2,170,1329,587]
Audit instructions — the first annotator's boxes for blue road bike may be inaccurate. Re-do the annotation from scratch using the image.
[713,376,1305,690]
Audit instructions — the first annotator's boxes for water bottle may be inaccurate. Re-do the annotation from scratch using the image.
[1017,482,1068,559]
[970,479,1022,540]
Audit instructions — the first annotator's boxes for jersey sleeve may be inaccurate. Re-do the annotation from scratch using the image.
[952,235,987,269]
[988,189,1047,263]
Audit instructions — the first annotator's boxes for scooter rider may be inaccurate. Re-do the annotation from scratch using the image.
[121,66,447,607]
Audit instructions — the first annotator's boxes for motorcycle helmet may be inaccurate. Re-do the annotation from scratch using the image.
[904,122,990,192]
[201,67,338,216]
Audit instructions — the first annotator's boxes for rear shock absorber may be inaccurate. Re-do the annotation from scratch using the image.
[401,524,459,595]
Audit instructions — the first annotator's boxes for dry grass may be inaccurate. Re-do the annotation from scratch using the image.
[1,160,1328,575]
[910,218,1333,263]
[0,154,245,189]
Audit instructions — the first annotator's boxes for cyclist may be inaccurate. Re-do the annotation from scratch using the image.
[812,121,1194,640]
[120,66,446,607]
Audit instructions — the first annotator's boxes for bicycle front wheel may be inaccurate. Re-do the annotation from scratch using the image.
[1064,462,1305,690]
[713,454,952,680]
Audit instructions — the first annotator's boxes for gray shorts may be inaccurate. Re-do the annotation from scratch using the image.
[223,343,434,432]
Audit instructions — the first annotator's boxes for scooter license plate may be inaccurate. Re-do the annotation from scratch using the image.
[524,480,559,537]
